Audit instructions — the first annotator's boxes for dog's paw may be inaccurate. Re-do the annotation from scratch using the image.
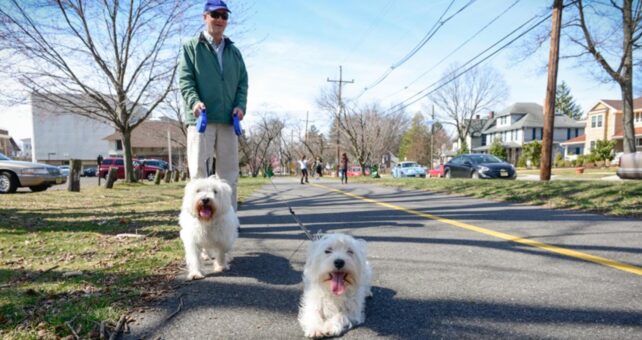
[186,271,205,280]
[213,263,229,272]
[304,329,325,338]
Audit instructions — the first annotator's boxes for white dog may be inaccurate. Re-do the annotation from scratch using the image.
[179,176,238,280]
[298,233,372,338]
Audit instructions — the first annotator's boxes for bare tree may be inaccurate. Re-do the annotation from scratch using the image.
[428,63,509,151]
[0,0,192,182]
[520,0,641,153]
[567,0,641,153]
[239,113,284,177]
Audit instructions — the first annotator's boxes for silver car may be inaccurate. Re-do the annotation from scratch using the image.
[0,153,67,193]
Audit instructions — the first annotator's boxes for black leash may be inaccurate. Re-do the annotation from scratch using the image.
[267,175,316,242]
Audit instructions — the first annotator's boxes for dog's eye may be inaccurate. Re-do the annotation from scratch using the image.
[213,190,218,194]
[324,249,332,254]
[347,249,354,255]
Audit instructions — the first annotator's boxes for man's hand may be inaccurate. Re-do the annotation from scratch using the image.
[233,107,244,121]
[192,102,206,117]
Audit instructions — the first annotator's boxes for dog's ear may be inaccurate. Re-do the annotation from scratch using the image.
[357,238,368,252]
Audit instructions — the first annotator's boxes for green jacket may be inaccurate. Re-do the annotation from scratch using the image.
[179,33,248,125]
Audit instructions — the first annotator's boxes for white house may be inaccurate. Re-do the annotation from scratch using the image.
[473,102,585,164]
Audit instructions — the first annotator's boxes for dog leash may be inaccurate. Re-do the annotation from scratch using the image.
[267,175,316,242]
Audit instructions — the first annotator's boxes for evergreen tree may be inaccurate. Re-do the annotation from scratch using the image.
[399,113,430,164]
[555,81,583,120]
[488,139,507,160]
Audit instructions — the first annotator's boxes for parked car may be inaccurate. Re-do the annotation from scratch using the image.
[59,165,70,176]
[0,152,67,193]
[428,164,445,178]
[392,161,426,178]
[616,152,642,179]
[444,154,516,179]
[138,159,169,181]
[347,166,363,177]
[98,157,141,179]
[81,167,97,177]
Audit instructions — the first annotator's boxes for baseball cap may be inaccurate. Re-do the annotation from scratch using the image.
[204,0,231,13]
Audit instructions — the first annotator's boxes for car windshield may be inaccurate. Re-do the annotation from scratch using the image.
[0,153,10,161]
[402,163,419,168]
[469,155,503,164]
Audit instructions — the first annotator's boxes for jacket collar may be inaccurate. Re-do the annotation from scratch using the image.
[198,32,233,46]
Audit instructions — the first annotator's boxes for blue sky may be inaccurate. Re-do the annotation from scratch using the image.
[236,0,622,132]
[0,0,626,140]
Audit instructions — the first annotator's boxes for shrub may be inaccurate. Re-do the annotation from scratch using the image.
[489,139,507,160]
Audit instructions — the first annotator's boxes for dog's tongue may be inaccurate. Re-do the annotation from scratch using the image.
[199,207,212,218]
[331,272,346,295]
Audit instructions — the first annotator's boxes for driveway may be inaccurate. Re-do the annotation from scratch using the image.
[126,177,642,339]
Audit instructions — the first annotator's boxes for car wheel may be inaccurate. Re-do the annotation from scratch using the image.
[29,184,49,192]
[0,171,18,194]
[471,171,480,179]
[444,170,451,179]
[147,172,155,181]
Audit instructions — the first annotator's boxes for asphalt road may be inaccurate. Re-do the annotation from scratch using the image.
[127,177,642,339]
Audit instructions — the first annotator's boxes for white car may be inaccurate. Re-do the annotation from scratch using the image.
[392,161,426,178]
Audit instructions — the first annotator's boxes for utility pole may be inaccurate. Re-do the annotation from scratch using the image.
[430,105,435,169]
[327,65,354,175]
[540,0,563,181]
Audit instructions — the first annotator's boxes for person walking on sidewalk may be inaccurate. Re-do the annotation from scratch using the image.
[339,153,349,184]
[179,0,248,211]
[299,155,309,184]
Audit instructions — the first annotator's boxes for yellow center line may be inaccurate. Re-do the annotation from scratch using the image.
[311,182,642,277]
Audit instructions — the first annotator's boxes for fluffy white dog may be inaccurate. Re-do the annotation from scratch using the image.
[179,176,238,280]
[298,233,372,338]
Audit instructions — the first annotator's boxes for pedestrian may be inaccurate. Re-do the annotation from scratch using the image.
[314,157,323,179]
[339,153,349,184]
[299,155,309,184]
[179,0,248,211]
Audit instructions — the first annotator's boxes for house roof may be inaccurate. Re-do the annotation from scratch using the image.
[103,120,186,148]
[482,102,584,134]
[560,134,586,145]
[600,96,642,111]
[612,127,642,139]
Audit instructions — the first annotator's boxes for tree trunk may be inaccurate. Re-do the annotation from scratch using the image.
[621,0,636,154]
[154,170,162,185]
[67,159,81,192]
[121,129,137,183]
[105,167,118,189]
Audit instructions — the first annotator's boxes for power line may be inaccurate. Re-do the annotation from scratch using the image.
[384,0,523,100]
[355,0,477,99]
[339,0,394,65]
[384,12,552,115]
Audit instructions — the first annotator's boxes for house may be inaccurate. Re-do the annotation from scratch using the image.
[0,129,21,156]
[583,96,642,154]
[103,119,187,170]
[559,134,585,160]
[473,102,585,164]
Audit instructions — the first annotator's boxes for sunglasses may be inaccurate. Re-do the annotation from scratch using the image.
[208,11,229,20]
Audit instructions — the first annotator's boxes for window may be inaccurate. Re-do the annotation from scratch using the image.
[597,115,603,127]
[590,141,596,151]
[532,128,536,140]
[575,128,579,137]
[636,112,642,123]
[115,159,124,165]
[637,138,642,147]
[567,129,571,140]
[591,116,596,128]
[116,140,123,150]
[574,147,580,155]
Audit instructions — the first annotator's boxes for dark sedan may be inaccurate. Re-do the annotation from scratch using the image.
[444,154,516,179]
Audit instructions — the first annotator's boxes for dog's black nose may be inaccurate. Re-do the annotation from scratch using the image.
[201,197,210,204]
[334,259,345,269]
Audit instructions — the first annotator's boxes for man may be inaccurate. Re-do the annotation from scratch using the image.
[179,0,248,210]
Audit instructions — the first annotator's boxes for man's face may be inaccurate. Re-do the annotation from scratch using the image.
[203,9,228,36]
